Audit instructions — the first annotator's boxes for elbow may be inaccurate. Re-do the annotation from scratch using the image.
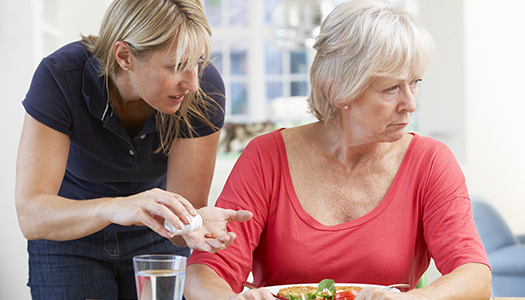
[482,271,492,300]
[16,215,39,241]
[477,264,492,300]
[15,198,41,241]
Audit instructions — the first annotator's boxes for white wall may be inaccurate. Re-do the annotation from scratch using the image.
[463,0,525,236]
[418,0,525,236]
[0,1,109,299]
[1,1,34,298]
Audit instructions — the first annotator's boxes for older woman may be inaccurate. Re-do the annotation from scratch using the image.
[15,0,252,299]
[184,0,491,299]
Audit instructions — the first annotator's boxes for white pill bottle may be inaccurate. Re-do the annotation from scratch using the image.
[164,214,203,235]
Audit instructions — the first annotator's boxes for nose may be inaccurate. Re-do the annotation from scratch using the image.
[399,84,418,113]
[179,66,199,93]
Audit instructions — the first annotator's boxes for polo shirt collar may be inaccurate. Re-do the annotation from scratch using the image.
[82,56,111,121]
[81,56,159,139]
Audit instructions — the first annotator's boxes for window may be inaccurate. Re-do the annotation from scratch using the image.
[204,0,317,125]
[204,0,419,128]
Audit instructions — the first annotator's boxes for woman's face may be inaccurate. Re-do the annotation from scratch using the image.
[127,46,201,114]
[344,75,420,143]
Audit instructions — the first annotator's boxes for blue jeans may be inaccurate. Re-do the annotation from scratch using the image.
[27,228,190,300]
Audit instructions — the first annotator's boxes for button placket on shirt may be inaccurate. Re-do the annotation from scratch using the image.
[127,133,149,162]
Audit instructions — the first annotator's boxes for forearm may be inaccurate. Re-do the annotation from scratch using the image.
[16,193,113,241]
[166,131,221,208]
[405,263,491,300]
[185,264,236,300]
[16,187,198,242]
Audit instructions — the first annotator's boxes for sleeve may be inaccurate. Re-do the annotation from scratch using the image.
[184,62,226,137]
[418,139,490,274]
[22,57,73,135]
[188,133,278,293]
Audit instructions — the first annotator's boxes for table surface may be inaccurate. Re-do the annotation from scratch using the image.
[492,298,525,299]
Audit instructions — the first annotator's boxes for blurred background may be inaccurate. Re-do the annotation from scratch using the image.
[2,0,525,298]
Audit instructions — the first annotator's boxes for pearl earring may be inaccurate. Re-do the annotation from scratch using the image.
[343,105,349,110]
[124,67,129,70]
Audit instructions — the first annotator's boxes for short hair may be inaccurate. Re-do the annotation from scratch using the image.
[307,0,435,123]
[81,0,219,154]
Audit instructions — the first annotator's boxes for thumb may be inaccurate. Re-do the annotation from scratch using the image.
[226,210,253,223]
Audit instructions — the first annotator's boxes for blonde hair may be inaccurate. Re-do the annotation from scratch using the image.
[82,0,220,154]
[308,0,435,123]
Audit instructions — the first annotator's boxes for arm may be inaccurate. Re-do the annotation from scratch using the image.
[15,113,196,241]
[166,130,219,248]
[165,130,222,208]
[408,263,491,299]
[355,263,491,300]
[185,264,275,300]
[164,130,254,251]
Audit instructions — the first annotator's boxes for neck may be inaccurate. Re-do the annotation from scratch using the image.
[108,70,142,109]
[313,122,394,169]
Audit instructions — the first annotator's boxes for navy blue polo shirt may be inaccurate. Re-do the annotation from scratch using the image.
[23,41,225,231]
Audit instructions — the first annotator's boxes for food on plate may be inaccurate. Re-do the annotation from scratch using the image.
[277,279,361,300]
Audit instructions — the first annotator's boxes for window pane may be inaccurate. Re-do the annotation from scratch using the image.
[291,51,308,74]
[231,41,248,75]
[231,82,248,115]
[265,41,283,75]
[229,0,248,27]
[266,81,283,103]
[204,0,222,27]
[264,0,282,26]
[291,81,309,97]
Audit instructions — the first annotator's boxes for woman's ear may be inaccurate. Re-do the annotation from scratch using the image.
[113,41,131,71]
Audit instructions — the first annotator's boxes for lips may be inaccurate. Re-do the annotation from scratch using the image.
[169,93,186,104]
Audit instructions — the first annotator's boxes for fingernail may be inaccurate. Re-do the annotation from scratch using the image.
[168,231,175,238]
[186,216,193,224]
[176,220,185,229]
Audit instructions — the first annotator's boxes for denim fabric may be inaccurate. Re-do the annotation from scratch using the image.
[27,229,190,300]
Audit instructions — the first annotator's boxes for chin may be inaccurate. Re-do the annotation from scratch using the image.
[384,131,406,143]
[159,105,182,115]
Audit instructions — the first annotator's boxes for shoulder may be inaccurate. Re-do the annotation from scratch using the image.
[244,129,285,152]
[408,133,456,160]
[41,41,91,73]
[200,62,225,94]
[234,129,287,169]
[403,133,464,187]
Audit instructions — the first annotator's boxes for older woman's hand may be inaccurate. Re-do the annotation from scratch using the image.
[181,206,253,253]
[355,287,416,300]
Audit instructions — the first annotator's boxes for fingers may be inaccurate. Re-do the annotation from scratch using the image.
[226,210,253,223]
[355,287,400,300]
[241,288,276,300]
[147,189,196,225]
[205,233,234,250]
[133,207,175,239]
[116,189,199,238]
[182,231,236,254]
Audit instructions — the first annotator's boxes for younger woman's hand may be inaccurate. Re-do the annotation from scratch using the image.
[104,188,197,239]
[181,206,253,253]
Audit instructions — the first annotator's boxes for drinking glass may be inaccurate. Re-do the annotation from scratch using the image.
[133,254,188,300]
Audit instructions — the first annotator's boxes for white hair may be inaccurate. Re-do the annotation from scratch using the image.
[307,0,435,123]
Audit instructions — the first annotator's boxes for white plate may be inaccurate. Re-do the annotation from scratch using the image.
[265,283,400,296]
